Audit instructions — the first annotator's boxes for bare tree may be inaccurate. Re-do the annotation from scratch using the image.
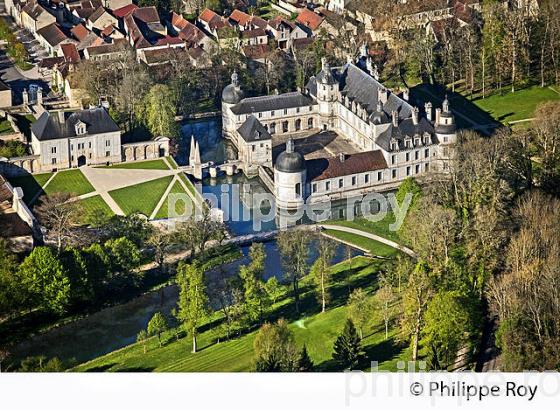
[35,192,81,252]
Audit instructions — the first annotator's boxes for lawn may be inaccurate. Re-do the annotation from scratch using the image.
[167,156,179,170]
[109,176,173,216]
[327,212,401,243]
[0,117,13,134]
[7,172,52,204]
[75,257,409,372]
[471,85,560,124]
[44,169,95,197]
[78,195,113,225]
[153,179,193,219]
[323,229,398,258]
[98,158,171,170]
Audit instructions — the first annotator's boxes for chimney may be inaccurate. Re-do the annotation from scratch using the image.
[403,88,409,101]
[339,153,345,162]
[412,107,419,125]
[392,110,398,127]
[378,88,388,104]
[435,108,442,125]
[425,102,433,121]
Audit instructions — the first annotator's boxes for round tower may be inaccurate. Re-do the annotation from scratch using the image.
[222,71,244,138]
[315,57,338,131]
[274,138,306,210]
[435,96,457,171]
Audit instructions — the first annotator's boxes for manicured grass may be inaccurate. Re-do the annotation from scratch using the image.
[167,156,179,170]
[109,176,173,216]
[179,173,198,199]
[471,85,560,124]
[327,212,401,243]
[7,173,53,204]
[44,169,95,197]
[78,195,114,225]
[75,257,409,372]
[154,180,193,219]
[98,159,171,170]
[324,230,398,258]
[0,118,13,134]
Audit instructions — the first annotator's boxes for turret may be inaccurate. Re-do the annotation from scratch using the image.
[222,71,245,138]
[316,57,338,130]
[274,138,306,210]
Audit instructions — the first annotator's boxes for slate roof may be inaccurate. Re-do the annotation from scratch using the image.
[237,115,271,142]
[231,92,316,115]
[32,108,120,141]
[306,150,388,182]
[375,117,436,151]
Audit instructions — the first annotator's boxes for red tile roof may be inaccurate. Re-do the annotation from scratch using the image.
[307,150,388,181]
[112,3,138,19]
[199,8,219,24]
[229,9,251,26]
[242,44,271,60]
[71,23,89,41]
[60,43,81,62]
[154,36,184,46]
[133,6,160,24]
[296,8,324,31]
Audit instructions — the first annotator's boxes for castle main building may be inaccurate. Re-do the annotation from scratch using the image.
[222,57,456,209]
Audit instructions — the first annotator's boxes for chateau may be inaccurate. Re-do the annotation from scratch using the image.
[222,56,456,209]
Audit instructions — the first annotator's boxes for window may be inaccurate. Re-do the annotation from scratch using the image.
[443,136,448,143]
[251,145,255,152]
[415,150,419,160]
[284,109,287,115]
[312,183,317,193]
[282,121,289,133]
[338,179,344,188]
[309,106,312,112]
[89,153,92,159]
[406,166,411,176]
[271,110,275,117]
[351,176,356,186]
[406,152,410,162]
[51,146,56,154]
[89,142,92,149]
[51,158,57,164]
[415,164,420,174]
[392,169,397,179]
[106,151,110,157]
[377,171,382,181]
[258,112,262,118]
[424,148,429,158]
[71,155,74,161]
[425,163,430,172]
[296,107,300,113]
[106,140,111,147]
[365,174,369,183]
[308,118,313,129]
[295,183,301,196]
[70,144,73,151]
[326,181,331,191]
[391,155,396,165]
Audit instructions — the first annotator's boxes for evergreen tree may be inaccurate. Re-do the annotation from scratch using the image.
[297,345,314,372]
[333,319,364,370]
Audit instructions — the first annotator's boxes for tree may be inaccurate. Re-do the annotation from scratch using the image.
[347,288,376,340]
[264,276,284,304]
[104,213,152,247]
[376,277,395,340]
[422,291,475,370]
[176,261,209,353]
[253,319,298,372]
[297,345,314,372]
[18,247,71,315]
[104,237,141,276]
[333,319,364,370]
[277,230,311,314]
[18,356,65,372]
[147,229,173,274]
[137,329,148,354]
[311,237,335,312]
[143,83,178,138]
[35,193,81,253]
[239,243,270,324]
[147,312,168,347]
[0,239,25,316]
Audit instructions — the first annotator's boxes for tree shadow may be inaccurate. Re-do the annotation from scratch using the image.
[115,366,156,372]
[84,363,117,372]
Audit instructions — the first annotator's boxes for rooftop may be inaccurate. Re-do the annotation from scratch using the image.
[231,91,316,115]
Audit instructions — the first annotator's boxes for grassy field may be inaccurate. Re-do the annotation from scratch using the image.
[75,257,408,372]
[167,156,179,170]
[327,212,401,243]
[153,179,193,219]
[44,169,95,197]
[7,173,52,204]
[323,230,398,258]
[472,85,560,124]
[98,158,171,170]
[109,176,173,216]
[78,195,114,224]
[0,117,13,134]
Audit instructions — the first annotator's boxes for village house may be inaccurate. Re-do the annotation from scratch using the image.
[266,16,308,50]
[20,0,56,35]
[36,23,77,56]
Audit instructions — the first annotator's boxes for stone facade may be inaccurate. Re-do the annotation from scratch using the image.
[222,55,457,209]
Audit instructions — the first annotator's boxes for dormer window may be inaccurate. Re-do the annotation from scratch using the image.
[75,120,86,135]
[405,138,412,149]
[390,139,398,151]
[423,133,431,145]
